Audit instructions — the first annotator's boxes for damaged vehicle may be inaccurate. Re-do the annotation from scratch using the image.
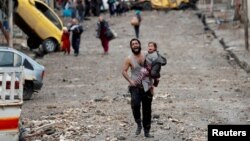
[13,0,64,53]
[0,47,45,100]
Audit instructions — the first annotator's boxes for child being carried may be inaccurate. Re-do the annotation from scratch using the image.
[134,42,167,94]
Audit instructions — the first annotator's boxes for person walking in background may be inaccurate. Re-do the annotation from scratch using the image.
[63,0,73,18]
[107,0,115,17]
[61,27,71,55]
[75,0,85,22]
[91,0,102,16]
[84,0,91,17]
[116,0,128,16]
[96,16,110,55]
[122,38,154,138]
[70,0,77,19]
[69,18,83,56]
[134,10,142,39]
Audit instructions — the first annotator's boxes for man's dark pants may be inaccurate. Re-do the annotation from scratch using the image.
[129,86,153,133]
[72,38,80,55]
[134,25,140,38]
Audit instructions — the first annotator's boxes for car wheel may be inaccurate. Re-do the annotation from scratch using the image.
[42,38,57,53]
[23,82,33,100]
[27,38,40,49]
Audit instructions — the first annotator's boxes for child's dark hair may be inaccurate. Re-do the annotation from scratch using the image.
[148,42,157,50]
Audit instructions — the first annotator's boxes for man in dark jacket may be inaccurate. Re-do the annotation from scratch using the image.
[69,18,83,56]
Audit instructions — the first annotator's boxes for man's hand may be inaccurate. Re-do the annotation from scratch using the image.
[129,80,136,86]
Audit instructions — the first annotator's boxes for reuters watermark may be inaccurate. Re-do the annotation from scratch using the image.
[208,125,250,141]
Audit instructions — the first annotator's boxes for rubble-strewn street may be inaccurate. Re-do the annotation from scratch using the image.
[20,10,250,141]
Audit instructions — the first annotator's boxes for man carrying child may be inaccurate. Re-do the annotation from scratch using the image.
[122,39,166,138]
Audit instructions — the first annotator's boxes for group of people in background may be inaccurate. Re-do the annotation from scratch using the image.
[61,14,117,56]
[95,9,141,55]
[57,0,129,22]
[61,18,83,56]
[107,0,129,17]
[60,8,142,56]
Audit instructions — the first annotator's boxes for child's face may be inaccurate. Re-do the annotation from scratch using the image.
[63,29,68,33]
[63,27,68,33]
[148,43,156,53]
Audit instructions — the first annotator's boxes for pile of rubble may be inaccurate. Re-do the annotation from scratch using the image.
[21,97,131,141]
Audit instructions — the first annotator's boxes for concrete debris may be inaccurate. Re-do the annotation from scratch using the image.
[168,117,183,124]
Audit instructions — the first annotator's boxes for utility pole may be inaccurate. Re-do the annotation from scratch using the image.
[210,0,214,17]
[244,0,249,50]
[8,0,13,47]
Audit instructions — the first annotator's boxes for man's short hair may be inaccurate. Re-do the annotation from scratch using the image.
[130,38,141,48]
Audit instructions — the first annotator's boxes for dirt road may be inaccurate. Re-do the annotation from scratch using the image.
[21,10,250,141]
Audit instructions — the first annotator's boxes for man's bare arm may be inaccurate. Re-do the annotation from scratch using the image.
[122,57,135,86]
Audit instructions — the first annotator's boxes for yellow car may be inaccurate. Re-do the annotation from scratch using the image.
[151,0,190,9]
[14,0,63,53]
[131,0,196,10]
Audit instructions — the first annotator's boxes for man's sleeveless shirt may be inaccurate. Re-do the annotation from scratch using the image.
[129,52,152,92]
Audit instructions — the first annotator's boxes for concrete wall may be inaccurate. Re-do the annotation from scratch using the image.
[248,0,250,21]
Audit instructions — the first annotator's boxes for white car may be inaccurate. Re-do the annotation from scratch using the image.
[0,47,45,100]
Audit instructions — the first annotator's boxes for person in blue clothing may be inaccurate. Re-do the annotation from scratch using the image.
[134,10,142,39]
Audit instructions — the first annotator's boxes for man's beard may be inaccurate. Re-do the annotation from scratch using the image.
[132,47,141,55]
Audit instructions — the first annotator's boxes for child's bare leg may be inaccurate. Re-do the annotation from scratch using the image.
[153,78,160,87]
[150,87,154,96]
[67,47,70,55]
